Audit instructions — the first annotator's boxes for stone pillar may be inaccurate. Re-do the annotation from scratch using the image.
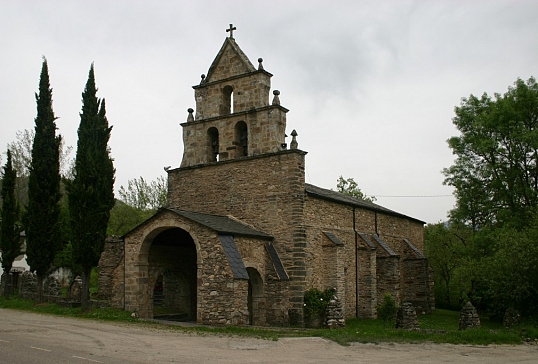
[459,301,480,330]
[396,302,419,330]
[326,295,345,329]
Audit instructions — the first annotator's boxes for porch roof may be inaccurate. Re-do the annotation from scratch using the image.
[165,208,274,240]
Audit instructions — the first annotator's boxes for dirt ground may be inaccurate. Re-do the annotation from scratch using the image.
[1,309,537,364]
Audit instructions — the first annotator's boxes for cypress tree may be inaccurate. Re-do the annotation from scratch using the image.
[1,150,22,299]
[25,58,62,302]
[68,64,115,311]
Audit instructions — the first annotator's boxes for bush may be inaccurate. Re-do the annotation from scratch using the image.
[377,293,398,326]
[304,288,335,316]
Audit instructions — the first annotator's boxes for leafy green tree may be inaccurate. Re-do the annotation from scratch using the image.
[441,77,538,318]
[107,200,154,236]
[424,222,473,309]
[336,176,376,202]
[443,77,538,230]
[68,64,115,311]
[476,222,538,318]
[6,129,74,180]
[2,129,73,211]
[25,58,63,303]
[1,150,22,299]
[118,176,167,211]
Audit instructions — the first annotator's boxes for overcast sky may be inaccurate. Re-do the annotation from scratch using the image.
[1,0,537,224]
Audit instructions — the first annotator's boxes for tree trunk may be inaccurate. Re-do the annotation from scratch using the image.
[3,269,12,299]
[36,274,44,303]
[81,268,91,312]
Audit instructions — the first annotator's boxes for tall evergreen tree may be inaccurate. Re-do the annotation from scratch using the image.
[1,150,22,299]
[25,58,62,302]
[68,64,115,311]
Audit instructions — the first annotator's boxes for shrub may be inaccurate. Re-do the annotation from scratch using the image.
[304,288,335,316]
[377,293,398,326]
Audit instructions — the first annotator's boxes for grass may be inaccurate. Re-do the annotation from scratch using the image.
[1,297,535,346]
[0,296,138,322]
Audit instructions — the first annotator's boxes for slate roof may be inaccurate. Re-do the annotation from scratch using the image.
[323,231,344,246]
[357,232,376,249]
[219,234,249,279]
[371,234,398,256]
[403,238,426,259]
[305,183,425,224]
[166,208,273,240]
[264,242,289,280]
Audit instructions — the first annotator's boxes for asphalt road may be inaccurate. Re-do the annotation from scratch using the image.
[1,309,537,364]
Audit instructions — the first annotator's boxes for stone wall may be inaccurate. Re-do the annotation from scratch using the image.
[303,195,428,319]
[357,244,377,318]
[168,150,307,324]
[97,236,124,301]
[402,259,434,314]
[180,106,288,167]
[376,256,400,305]
[18,271,62,302]
[122,210,276,325]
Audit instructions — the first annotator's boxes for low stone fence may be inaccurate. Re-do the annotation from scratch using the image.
[18,271,63,303]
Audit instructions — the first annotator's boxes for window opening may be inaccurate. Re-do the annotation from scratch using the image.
[207,127,219,162]
[222,85,233,115]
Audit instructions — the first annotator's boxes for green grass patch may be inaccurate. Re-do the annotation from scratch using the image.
[0,298,534,346]
[0,297,138,322]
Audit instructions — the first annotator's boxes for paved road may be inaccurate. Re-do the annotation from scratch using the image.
[1,309,537,364]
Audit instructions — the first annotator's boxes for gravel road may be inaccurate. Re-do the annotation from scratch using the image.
[0,309,536,364]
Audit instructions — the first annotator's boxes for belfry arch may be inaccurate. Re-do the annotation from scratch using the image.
[207,127,219,162]
[234,121,248,157]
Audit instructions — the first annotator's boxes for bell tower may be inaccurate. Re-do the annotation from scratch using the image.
[180,25,290,167]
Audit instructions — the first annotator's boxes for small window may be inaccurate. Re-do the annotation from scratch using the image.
[221,85,234,115]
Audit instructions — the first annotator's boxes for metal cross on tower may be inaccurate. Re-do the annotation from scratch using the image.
[226,24,236,38]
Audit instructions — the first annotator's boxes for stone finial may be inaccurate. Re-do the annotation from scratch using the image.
[258,58,264,70]
[187,108,194,122]
[290,129,298,149]
[459,301,480,330]
[200,74,206,84]
[272,90,280,105]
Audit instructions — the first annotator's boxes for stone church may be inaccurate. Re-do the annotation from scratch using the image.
[98,27,434,326]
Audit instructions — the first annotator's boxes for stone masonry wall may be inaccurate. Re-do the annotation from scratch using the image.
[376,255,401,305]
[195,72,272,119]
[358,246,377,318]
[97,236,124,301]
[376,214,424,253]
[303,195,426,319]
[180,106,288,167]
[402,259,435,314]
[123,210,251,325]
[168,150,307,325]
